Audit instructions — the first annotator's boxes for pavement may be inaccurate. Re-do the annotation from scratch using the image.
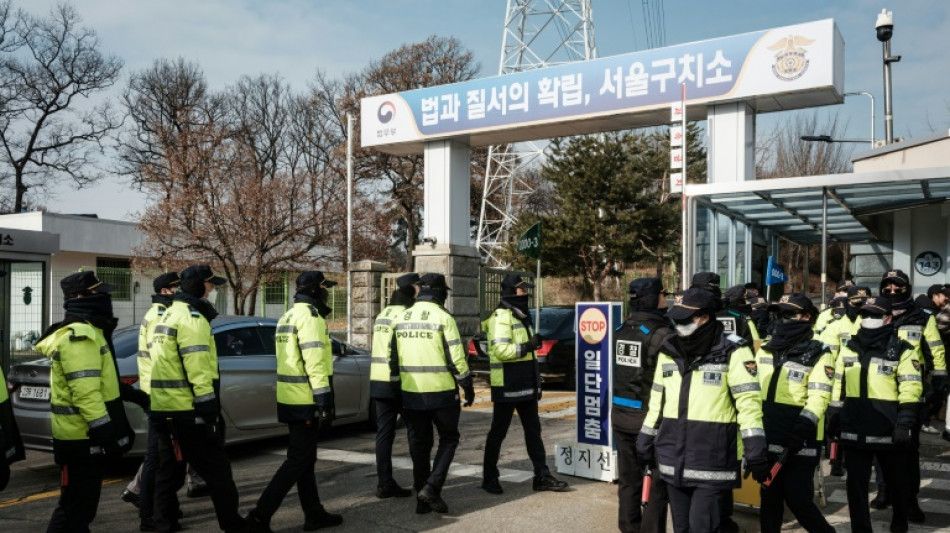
[2,385,950,532]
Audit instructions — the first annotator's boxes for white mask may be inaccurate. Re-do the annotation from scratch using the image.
[861,317,885,329]
[675,322,700,337]
[206,289,218,303]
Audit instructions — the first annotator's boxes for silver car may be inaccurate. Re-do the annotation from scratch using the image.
[7,316,373,456]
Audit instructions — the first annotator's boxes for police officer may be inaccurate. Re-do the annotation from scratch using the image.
[370,273,420,499]
[691,273,756,347]
[826,296,922,533]
[121,272,187,531]
[36,271,134,532]
[637,288,769,533]
[0,359,25,492]
[150,265,245,533]
[391,273,474,514]
[750,295,772,340]
[245,271,343,531]
[756,294,835,533]
[881,269,945,523]
[481,274,567,495]
[612,278,669,533]
[724,284,761,345]
[815,280,853,334]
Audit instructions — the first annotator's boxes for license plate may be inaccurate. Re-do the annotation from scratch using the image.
[19,385,50,401]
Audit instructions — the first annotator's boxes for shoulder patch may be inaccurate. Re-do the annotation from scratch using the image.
[824,365,835,380]
[743,361,758,376]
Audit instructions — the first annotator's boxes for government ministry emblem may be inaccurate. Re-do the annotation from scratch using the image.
[768,35,814,81]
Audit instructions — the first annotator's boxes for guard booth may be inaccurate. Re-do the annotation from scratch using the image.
[686,133,950,302]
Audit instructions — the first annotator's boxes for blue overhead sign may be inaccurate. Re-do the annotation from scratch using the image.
[363,19,843,154]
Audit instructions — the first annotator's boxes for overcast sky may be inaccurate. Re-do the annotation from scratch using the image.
[21,0,950,220]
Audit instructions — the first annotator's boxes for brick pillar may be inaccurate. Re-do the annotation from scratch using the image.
[413,244,480,338]
[350,260,387,348]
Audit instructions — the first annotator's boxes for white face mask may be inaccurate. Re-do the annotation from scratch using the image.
[675,322,700,337]
[206,289,218,303]
[862,317,885,329]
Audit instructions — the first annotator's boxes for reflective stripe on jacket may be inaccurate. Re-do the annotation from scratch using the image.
[485,307,538,403]
[757,340,834,454]
[639,334,765,489]
[137,303,166,395]
[370,304,406,399]
[275,303,333,422]
[149,301,218,418]
[895,310,947,376]
[392,300,470,410]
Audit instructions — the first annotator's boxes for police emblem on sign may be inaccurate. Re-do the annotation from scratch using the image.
[768,35,814,81]
[744,361,758,377]
[615,340,642,368]
[825,366,835,380]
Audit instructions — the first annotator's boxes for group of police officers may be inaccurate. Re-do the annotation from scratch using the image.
[0,263,946,532]
[616,269,947,533]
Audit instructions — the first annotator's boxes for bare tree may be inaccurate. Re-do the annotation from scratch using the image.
[0,2,122,212]
[123,61,344,314]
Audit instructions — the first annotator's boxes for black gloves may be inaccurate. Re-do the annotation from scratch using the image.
[635,432,655,468]
[825,408,841,439]
[893,424,913,446]
[529,333,543,351]
[463,383,475,407]
[745,454,771,484]
[88,420,116,448]
[194,397,219,425]
[785,416,816,454]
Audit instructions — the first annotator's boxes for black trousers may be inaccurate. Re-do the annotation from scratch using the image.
[255,419,322,520]
[666,484,724,533]
[140,415,184,521]
[375,397,412,489]
[154,420,243,533]
[47,455,105,533]
[759,454,834,533]
[845,445,907,533]
[903,425,922,508]
[483,400,548,479]
[404,405,460,493]
[613,425,668,533]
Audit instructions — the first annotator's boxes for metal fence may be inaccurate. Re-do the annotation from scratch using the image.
[478,267,537,321]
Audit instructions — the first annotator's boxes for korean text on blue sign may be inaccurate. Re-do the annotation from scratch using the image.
[575,303,615,446]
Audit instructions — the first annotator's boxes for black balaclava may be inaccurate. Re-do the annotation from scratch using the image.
[417,286,446,306]
[389,286,415,307]
[295,286,333,318]
[500,288,533,326]
[174,290,218,322]
[152,293,173,307]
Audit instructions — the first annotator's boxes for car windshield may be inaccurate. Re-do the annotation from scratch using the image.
[528,308,575,339]
[113,326,140,359]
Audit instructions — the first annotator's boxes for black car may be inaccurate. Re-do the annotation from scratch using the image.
[467,306,576,388]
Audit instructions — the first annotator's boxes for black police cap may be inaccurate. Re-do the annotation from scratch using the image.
[927,284,950,298]
[690,272,721,291]
[628,277,663,298]
[500,274,534,291]
[296,271,337,290]
[419,273,451,291]
[152,272,181,293]
[836,279,854,291]
[61,271,115,297]
[770,293,817,315]
[396,273,421,289]
[666,288,719,321]
[181,265,227,286]
[861,296,892,316]
[881,269,910,289]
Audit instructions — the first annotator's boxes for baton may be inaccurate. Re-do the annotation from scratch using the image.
[829,439,839,461]
[762,448,790,487]
[641,467,653,507]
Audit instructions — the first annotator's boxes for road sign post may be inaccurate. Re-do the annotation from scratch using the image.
[517,222,543,318]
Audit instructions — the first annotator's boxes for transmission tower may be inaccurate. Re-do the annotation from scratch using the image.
[475,0,596,267]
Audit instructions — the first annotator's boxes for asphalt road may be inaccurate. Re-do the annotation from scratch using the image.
[2,386,950,532]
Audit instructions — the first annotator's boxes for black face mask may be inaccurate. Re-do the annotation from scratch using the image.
[295,289,333,318]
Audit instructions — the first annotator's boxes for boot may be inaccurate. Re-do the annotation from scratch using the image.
[303,508,343,531]
[243,510,274,533]
[375,484,412,498]
[533,473,569,492]
[871,486,890,509]
[907,500,926,523]
[480,478,504,495]
[418,484,449,513]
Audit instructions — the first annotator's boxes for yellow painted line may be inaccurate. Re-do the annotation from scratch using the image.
[0,478,123,509]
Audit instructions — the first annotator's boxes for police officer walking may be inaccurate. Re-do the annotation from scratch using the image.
[637,288,769,533]
[245,271,343,531]
[370,273,420,499]
[480,274,567,495]
[36,271,134,532]
[149,265,244,533]
[826,296,922,533]
[119,272,190,530]
[391,273,474,514]
[881,269,945,523]
[612,278,669,533]
[0,348,25,492]
[755,294,835,533]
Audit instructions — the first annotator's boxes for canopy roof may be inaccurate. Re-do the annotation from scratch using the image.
[686,166,950,243]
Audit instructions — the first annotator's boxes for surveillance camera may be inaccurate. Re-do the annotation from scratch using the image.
[875,9,893,42]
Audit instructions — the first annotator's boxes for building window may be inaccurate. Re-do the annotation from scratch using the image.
[96,257,132,301]
[264,280,285,305]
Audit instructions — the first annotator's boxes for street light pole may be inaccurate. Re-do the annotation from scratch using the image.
[346,113,354,344]
[844,91,875,149]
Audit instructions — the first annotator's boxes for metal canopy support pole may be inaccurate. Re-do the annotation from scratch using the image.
[821,187,828,308]
[346,114,354,343]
